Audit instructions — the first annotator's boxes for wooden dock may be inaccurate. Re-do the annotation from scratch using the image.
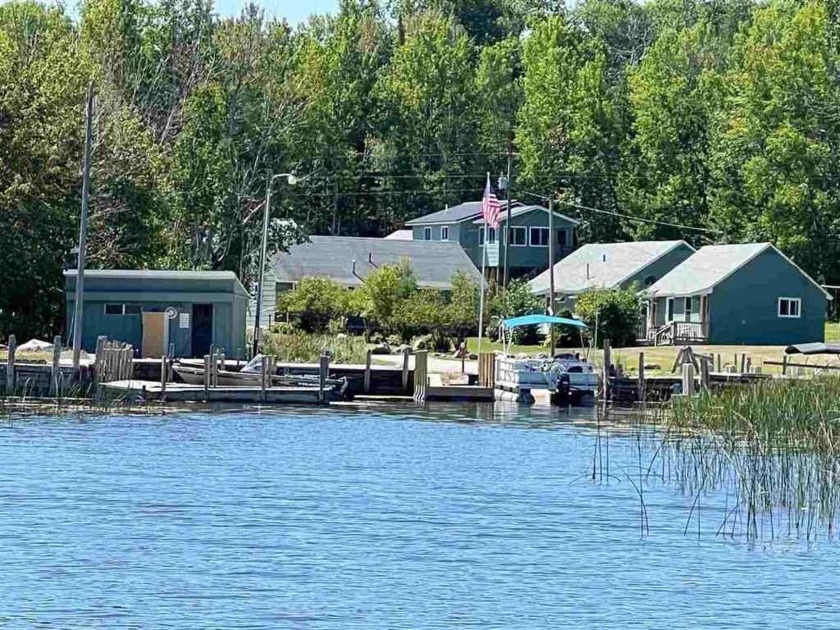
[101,380,327,404]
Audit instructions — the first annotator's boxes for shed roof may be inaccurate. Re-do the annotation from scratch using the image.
[643,243,831,298]
[528,240,692,296]
[273,236,482,289]
[64,269,249,296]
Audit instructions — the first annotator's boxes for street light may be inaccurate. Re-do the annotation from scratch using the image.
[253,172,298,356]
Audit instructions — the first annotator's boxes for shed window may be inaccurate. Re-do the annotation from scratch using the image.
[423,227,432,241]
[557,230,567,246]
[105,303,142,316]
[441,226,449,241]
[124,304,142,315]
[510,227,527,246]
[778,297,801,318]
[105,304,124,315]
[530,227,549,247]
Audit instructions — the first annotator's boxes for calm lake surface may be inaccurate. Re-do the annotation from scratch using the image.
[1,402,838,628]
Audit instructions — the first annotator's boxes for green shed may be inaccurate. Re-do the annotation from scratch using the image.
[641,243,831,346]
[64,270,249,358]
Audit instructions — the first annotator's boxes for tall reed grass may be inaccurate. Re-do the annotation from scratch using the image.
[262,332,368,364]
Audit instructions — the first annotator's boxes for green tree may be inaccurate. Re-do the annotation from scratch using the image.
[574,288,640,347]
[276,277,356,333]
[356,258,418,330]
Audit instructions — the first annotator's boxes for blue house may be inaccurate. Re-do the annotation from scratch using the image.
[642,243,830,345]
[404,201,578,278]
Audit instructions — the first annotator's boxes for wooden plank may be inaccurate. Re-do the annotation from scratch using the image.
[319,353,330,404]
[261,355,268,402]
[637,352,645,402]
[204,354,211,401]
[414,351,428,402]
[682,363,696,395]
[160,355,168,400]
[424,385,494,402]
[6,334,15,393]
[765,360,840,372]
[401,347,411,393]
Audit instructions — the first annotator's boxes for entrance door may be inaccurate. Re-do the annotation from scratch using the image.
[192,304,213,358]
[142,312,167,358]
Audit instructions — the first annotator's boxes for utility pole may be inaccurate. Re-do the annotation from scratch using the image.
[503,146,513,287]
[253,170,274,357]
[72,82,94,370]
[549,196,556,358]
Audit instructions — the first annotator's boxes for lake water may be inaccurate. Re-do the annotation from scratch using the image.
[1,403,838,628]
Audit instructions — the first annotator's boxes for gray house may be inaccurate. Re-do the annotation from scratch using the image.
[404,201,578,278]
[528,240,696,309]
[642,243,830,345]
[65,270,249,359]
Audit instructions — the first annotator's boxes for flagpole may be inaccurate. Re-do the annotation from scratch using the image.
[478,216,487,356]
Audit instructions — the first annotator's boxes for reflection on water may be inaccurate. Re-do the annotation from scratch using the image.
[0,403,838,628]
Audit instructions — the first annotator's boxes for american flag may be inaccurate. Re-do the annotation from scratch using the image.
[481,174,500,229]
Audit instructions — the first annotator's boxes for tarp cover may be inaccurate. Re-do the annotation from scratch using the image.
[501,314,588,329]
[784,343,840,355]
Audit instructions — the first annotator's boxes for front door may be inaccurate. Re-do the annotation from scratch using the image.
[141,312,166,358]
[191,304,213,358]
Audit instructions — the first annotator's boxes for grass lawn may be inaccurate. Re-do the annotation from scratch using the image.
[463,325,840,376]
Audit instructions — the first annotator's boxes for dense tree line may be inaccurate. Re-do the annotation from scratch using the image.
[2,0,839,338]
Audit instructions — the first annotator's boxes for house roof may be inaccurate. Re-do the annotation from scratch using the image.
[528,240,693,296]
[471,204,579,226]
[643,242,832,299]
[273,236,482,289]
[405,201,486,226]
[64,269,249,296]
[384,229,413,241]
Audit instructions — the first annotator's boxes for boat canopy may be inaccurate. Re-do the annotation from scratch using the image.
[784,343,840,355]
[501,314,588,329]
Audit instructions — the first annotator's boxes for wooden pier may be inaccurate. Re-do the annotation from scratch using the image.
[100,380,326,404]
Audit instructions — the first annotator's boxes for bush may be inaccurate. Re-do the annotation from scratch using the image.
[276,277,356,333]
[574,288,641,347]
[356,259,417,330]
[262,331,368,364]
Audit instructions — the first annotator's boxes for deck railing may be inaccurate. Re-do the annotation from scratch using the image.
[650,321,708,346]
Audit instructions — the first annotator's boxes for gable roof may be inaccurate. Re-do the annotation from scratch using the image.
[643,242,832,299]
[384,229,413,240]
[405,201,486,226]
[528,240,693,296]
[472,204,579,226]
[273,236,482,289]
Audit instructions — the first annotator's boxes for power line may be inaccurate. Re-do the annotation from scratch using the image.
[561,200,719,234]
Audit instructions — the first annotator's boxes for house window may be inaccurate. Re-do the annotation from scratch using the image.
[530,227,549,247]
[510,227,527,246]
[441,226,449,241]
[557,230,567,246]
[778,297,801,318]
[423,227,432,241]
[105,304,141,316]
[479,227,496,246]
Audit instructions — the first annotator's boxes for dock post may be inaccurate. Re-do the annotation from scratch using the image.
[715,353,721,373]
[5,334,15,394]
[602,339,611,401]
[782,355,788,376]
[93,336,106,387]
[319,352,330,404]
[203,354,211,401]
[160,354,167,401]
[414,351,428,402]
[637,352,645,403]
[739,353,746,374]
[700,358,710,391]
[682,363,696,395]
[167,343,174,382]
[745,355,752,374]
[401,347,411,393]
[50,335,62,397]
[364,349,372,394]
[260,355,268,402]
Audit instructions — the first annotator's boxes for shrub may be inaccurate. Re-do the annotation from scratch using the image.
[262,331,368,364]
[574,288,641,347]
[356,259,417,330]
[276,277,356,333]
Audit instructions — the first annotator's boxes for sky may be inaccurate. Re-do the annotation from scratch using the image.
[215,0,338,24]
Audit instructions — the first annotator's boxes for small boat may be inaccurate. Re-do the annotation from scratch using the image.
[172,355,351,400]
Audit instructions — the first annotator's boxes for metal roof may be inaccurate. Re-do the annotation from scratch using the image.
[64,269,249,295]
[273,236,482,289]
[529,240,692,296]
[643,242,831,299]
[404,201,485,226]
[384,229,413,240]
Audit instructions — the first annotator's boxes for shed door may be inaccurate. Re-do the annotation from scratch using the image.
[141,312,167,358]
[192,304,213,358]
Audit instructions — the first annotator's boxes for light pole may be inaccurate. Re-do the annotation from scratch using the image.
[252,171,298,356]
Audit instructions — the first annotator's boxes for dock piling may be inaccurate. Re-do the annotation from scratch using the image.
[637,352,645,403]
[260,355,268,402]
[401,347,411,393]
[364,349,372,394]
[50,335,62,397]
[319,353,330,404]
[203,354,211,401]
[6,334,15,393]
[414,351,428,402]
[682,363,696,395]
[602,339,611,401]
[160,355,168,400]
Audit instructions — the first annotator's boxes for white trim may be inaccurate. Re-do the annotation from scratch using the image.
[509,226,527,247]
[778,297,802,319]
[529,226,549,247]
[441,225,449,241]
[489,205,580,226]
[423,227,432,241]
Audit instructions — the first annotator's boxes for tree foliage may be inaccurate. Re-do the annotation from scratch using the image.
[4,0,840,340]
[574,288,641,347]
